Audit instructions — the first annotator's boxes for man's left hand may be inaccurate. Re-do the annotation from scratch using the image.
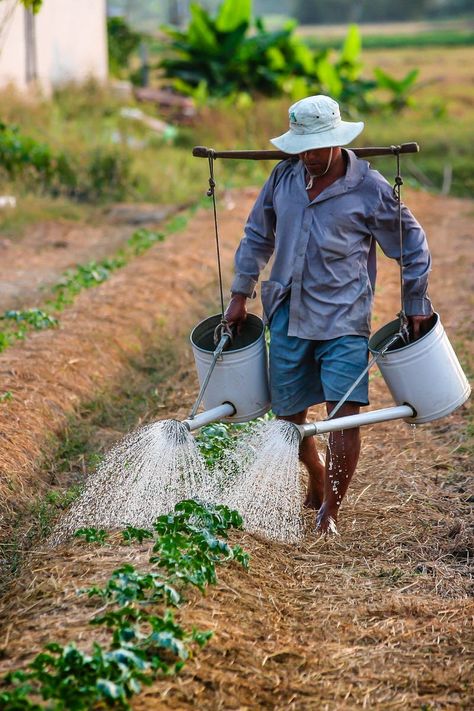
[408,314,434,341]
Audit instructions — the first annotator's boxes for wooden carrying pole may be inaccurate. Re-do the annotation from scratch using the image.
[193,143,419,160]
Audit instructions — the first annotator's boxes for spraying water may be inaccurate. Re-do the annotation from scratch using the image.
[55,420,210,542]
[54,418,306,545]
[216,420,304,543]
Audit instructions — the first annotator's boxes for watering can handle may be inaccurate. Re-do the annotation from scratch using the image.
[188,328,233,420]
[192,143,419,161]
[214,319,233,346]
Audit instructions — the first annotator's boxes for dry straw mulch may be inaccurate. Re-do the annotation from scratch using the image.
[0,189,473,709]
[0,189,256,532]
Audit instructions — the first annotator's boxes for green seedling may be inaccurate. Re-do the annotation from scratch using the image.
[73,527,109,544]
[1,308,58,330]
[2,501,247,709]
[83,563,182,607]
[121,525,154,544]
[127,228,165,256]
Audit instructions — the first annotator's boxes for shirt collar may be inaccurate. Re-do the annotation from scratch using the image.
[292,148,369,202]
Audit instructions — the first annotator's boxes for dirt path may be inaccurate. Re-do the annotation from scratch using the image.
[0,188,472,709]
[0,204,178,312]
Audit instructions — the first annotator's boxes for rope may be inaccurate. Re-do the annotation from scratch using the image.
[187,154,233,420]
[207,154,226,323]
[325,148,411,421]
[392,146,409,343]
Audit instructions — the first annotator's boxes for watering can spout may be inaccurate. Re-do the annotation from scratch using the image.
[183,402,236,432]
[295,404,416,440]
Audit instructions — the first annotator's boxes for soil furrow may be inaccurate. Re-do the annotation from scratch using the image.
[0,187,472,709]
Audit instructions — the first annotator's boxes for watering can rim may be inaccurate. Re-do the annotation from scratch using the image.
[368,312,439,355]
[190,312,265,355]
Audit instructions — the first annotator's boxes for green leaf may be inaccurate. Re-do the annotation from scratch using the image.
[216,0,251,32]
[96,679,123,700]
[188,3,218,54]
[317,58,343,99]
[340,24,361,65]
[373,67,400,92]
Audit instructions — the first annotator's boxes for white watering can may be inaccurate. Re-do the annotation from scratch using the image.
[183,312,470,439]
[185,143,470,437]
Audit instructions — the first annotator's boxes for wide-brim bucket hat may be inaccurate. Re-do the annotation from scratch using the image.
[270,95,364,154]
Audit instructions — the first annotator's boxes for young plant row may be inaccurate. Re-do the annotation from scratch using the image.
[196,412,275,470]
[0,499,249,710]
[0,211,190,362]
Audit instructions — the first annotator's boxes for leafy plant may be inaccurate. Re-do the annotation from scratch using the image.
[3,642,151,710]
[84,563,181,607]
[373,67,420,111]
[107,17,142,77]
[0,308,59,354]
[121,525,154,544]
[0,390,13,403]
[160,1,320,101]
[195,422,235,469]
[196,414,273,469]
[127,228,165,256]
[150,500,249,591]
[1,308,58,330]
[1,501,247,709]
[74,527,109,544]
[160,1,420,113]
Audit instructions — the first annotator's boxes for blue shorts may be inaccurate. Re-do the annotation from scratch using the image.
[269,299,369,416]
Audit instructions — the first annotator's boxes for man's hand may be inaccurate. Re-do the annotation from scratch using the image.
[224,293,248,334]
[408,314,434,341]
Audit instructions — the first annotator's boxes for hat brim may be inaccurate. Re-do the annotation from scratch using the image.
[270,120,364,154]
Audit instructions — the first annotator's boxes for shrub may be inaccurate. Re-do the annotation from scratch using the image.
[159,0,419,112]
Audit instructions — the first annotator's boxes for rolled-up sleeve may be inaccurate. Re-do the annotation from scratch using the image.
[368,182,433,316]
[231,172,277,297]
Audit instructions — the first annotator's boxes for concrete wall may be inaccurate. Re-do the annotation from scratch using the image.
[0,0,108,93]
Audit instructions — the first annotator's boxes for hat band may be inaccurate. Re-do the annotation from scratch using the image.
[289,116,341,136]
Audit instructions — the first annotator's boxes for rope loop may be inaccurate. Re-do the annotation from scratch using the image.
[392,148,407,335]
[206,155,226,320]
[214,319,233,346]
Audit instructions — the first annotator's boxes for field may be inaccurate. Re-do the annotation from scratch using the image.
[0,38,473,710]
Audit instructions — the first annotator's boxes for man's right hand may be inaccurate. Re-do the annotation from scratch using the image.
[224,293,248,334]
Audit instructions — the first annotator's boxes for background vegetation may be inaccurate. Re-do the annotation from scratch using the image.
[0,0,473,233]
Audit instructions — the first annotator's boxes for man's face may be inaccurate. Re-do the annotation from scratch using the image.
[298,147,333,175]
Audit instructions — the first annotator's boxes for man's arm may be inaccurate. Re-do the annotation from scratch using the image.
[225,171,277,329]
[368,181,433,339]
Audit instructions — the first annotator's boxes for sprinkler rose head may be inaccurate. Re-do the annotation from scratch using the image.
[162,419,190,444]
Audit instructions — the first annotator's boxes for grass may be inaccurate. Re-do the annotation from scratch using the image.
[0,44,472,238]
[0,194,91,238]
[0,223,178,353]
[303,29,474,50]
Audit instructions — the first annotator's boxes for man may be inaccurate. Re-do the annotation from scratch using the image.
[224,95,433,534]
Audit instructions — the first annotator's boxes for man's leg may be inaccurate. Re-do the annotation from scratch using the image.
[278,409,325,510]
[316,401,361,533]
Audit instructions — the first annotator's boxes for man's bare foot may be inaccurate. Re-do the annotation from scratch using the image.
[303,491,322,510]
[316,504,339,536]
[303,452,325,510]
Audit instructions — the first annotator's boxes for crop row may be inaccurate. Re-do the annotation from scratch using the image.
[0,499,249,710]
[0,210,192,368]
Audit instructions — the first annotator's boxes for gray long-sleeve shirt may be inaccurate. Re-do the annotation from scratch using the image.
[231,149,432,340]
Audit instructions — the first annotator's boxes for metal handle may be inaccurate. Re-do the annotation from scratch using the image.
[192,143,419,161]
[188,333,231,419]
